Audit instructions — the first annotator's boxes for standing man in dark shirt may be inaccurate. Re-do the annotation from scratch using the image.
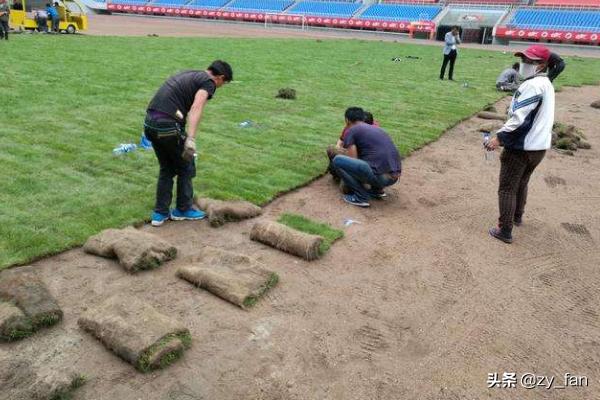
[546,52,565,83]
[332,107,401,208]
[144,60,233,226]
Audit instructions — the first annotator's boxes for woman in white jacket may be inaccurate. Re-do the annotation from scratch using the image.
[485,45,555,244]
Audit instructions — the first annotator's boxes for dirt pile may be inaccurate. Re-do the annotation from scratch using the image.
[275,88,297,100]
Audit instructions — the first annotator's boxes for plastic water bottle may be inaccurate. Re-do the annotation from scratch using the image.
[482,132,494,161]
[139,132,153,150]
[239,120,253,128]
[462,81,469,88]
[112,143,137,156]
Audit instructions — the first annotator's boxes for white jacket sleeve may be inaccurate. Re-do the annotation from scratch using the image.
[496,83,543,136]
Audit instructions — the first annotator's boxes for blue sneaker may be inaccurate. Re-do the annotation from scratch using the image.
[343,194,370,208]
[171,208,206,221]
[151,211,170,227]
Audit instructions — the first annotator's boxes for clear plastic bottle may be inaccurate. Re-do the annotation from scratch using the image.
[112,143,137,156]
[482,132,494,161]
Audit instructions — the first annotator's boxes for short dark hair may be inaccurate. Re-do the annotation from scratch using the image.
[363,111,374,125]
[451,25,460,31]
[512,62,520,70]
[208,60,233,82]
[345,107,365,123]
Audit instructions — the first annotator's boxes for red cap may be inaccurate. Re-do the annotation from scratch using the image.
[514,45,551,62]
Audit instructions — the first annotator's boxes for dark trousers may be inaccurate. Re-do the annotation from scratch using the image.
[36,17,48,32]
[52,16,59,33]
[497,149,546,232]
[332,155,398,202]
[144,116,195,215]
[440,50,457,80]
[0,20,8,40]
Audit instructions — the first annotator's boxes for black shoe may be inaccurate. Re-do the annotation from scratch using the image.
[368,190,387,200]
[489,227,513,244]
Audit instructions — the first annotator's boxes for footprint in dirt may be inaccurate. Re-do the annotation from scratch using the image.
[561,223,591,237]
[544,175,567,188]
[418,197,437,208]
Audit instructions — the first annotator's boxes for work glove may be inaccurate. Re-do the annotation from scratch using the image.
[182,136,196,162]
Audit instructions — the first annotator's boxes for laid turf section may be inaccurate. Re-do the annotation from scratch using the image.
[1,35,599,268]
[278,213,344,255]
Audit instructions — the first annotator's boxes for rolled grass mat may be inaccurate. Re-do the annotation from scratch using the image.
[177,246,278,309]
[0,359,86,400]
[195,197,262,227]
[477,111,506,121]
[78,295,191,372]
[250,221,323,261]
[591,100,600,109]
[278,213,344,255]
[477,121,503,133]
[0,266,62,331]
[83,227,177,272]
[0,301,33,342]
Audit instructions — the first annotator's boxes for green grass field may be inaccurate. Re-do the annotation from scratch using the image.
[1,34,599,269]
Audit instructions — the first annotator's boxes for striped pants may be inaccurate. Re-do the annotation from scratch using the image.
[497,149,546,232]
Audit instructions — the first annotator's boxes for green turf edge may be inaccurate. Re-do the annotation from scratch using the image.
[278,213,344,255]
[49,374,87,400]
[242,272,279,309]
[136,331,192,373]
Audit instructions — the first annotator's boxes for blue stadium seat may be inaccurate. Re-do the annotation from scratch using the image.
[359,4,442,21]
[112,0,149,4]
[188,0,229,8]
[225,0,294,12]
[152,0,188,5]
[510,9,600,32]
[288,1,361,17]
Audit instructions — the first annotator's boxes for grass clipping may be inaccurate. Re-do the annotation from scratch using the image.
[0,266,62,341]
[195,197,262,227]
[177,246,278,309]
[552,122,591,155]
[83,227,177,272]
[78,295,190,372]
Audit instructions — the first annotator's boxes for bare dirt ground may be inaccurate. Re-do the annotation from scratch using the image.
[87,14,600,58]
[1,85,599,399]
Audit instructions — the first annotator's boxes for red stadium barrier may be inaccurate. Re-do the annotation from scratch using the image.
[496,26,600,44]
[106,3,436,33]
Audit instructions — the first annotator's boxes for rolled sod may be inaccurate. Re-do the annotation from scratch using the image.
[591,100,600,109]
[250,221,324,261]
[477,111,506,121]
[83,227,177,272]
[195,197,262,227]
[0,266,62,334]
[78,295,191,372]
[0,301,33,341]
[177,246,278,309]
[0,358,86,400]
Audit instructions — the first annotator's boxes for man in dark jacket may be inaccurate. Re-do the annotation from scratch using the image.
[144,60,233,226]
[0,0,9,41]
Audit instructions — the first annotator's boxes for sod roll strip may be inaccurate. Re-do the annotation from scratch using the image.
[177,246,278,309]
[195,197,262,227]
[250,221,324,261]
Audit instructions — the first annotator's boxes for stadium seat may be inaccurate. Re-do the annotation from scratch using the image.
[535,0,600,7]
[359,4,442,21]
[188,0,229,8]
[509,9,600,32]
[445,0,519,4]
[225,0,294,12]
[382,0,438,3]
[111,0,149,4]
[151,0,189,6]
[288,1,361,17]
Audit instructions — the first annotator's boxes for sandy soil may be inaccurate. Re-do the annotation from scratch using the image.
[86,14,600,58]
[1,85,599,400]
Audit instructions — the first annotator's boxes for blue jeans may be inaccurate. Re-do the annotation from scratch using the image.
[332,155,398,202]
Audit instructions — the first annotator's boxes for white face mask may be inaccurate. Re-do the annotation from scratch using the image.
[519,62,538,79]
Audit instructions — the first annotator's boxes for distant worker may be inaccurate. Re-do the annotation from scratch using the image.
[46,2,59,33]
[440,26,461,81]
[12,0,23,10]
[484,45,555,244]
[496,63,520,92]
[34,8,48,32]
[0,0,9,41]
[331,107,401,208]
[144,60,233,227]
[547,52,565,83]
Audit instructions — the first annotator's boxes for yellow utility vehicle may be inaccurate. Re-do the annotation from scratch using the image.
[9,0,88,33]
